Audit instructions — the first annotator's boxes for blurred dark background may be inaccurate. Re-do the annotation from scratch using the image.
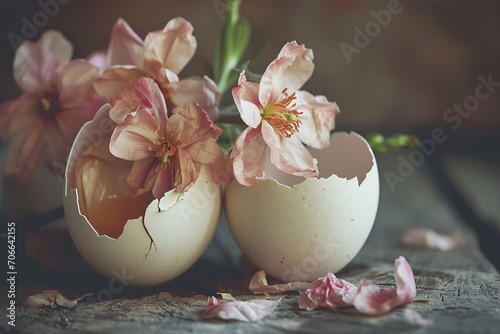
[1,0,499,136]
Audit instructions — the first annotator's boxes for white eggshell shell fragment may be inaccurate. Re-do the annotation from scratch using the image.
[225,132,379,282]
[64,105,221,286]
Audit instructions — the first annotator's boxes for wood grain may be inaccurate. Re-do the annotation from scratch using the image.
[1,151,499,333]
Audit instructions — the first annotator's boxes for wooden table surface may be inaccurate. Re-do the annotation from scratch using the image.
[1,141,500,333]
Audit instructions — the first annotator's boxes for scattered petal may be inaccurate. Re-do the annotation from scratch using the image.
[298,273,357,310]
[250,270,310,294]
[402,309,433,326]
[403,228,465,251]
[299,257,416,316]
[202,296,280,322]
[22,290,92,309]
[350,256,416,315]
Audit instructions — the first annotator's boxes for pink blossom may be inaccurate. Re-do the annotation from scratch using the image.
[298,273,357,310]
[109,78,224,198]
[94,18,220,121]
[344,256,417,315]
[0,30,104,179]
[202,296,280,322]
[231,41,339,186]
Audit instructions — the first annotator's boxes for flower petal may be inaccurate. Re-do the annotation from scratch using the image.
[173,148,198,192]
[22,290,92,309]
[402,228,465,251]
[109,110,160,161]
[14,30,72,92]
[106,18,144,68]
[152,165,175,199]
[394,256,416,305]
[259,41,314,107]
[211,150,234,185]
[94,65,149,100]
[110,77,167,126]
[262,121,318,178]
[0,94,39,140]
[230,126,268,186]
[232,71,262,128]
[352,280,398,315]
[351,256,416,315]
[87,50,107,74]
[170,76,221,122]
[168,102,222,144]
[202,296,281,322]
[58,59,101,108]
[249,270,310,294]
[298,273,357,311]
[294,91,340,149]
[182,138,223,165]
[126,157,156,190]
[143,17,196,74]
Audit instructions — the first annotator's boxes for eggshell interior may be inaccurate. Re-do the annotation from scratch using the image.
[64,104,221,286]
[225,132,379,282]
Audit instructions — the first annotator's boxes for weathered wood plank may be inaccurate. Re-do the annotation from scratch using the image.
[440,149,500,233]
[1,152,500,333]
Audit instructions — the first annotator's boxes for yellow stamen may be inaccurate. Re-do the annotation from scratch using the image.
[262,88,302,137]
[149,139,180,170]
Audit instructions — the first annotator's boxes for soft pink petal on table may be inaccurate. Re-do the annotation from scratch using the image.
[299,257,416,315]
[403,228,465,251]
[22,290,92,309]
[249,270,310,294]
[298,272,357,310]
[349,256,416,315]
[202,296,281,322]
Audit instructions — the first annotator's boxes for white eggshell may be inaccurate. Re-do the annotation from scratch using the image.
[64,105,221,286]
[225,132,379,282]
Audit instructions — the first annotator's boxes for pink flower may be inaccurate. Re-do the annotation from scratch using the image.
[0,30,104,179]
[231,41,339,186]
[109,78,224,198]
[344,256,417,315]
[298,273,357,310]
[94,18,220,121]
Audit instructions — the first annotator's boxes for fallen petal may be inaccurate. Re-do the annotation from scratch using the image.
[22,290,92,309]
[298,272,357,310]
[249,270,310,294]
[351,280,398,315]
[202,296,280,322]
[351,256,416,315]
[402,309,433,326]
[403,228,465,251]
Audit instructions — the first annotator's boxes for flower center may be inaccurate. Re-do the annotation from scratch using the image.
[262,88,302,137]
[39,91,60,119]
[149,139,179,170]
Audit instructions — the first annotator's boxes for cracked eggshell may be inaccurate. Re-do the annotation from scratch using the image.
[225,132,379,282]
[63,105,221,286]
